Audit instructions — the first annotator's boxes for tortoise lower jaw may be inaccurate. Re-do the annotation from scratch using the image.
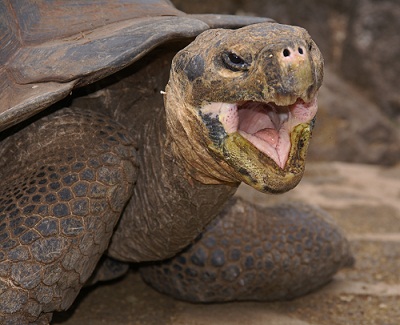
[223,122,313,193]
[200,97,318,169]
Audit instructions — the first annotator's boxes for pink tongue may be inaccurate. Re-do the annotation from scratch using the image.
[254,128,279,147]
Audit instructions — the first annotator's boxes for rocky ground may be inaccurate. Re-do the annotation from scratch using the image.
[53,161,400,325]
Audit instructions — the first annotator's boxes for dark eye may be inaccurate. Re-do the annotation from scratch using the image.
[222,52,249,71]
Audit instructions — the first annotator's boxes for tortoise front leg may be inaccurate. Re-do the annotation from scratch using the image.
[0,108,137,324]
[141,197,354,302]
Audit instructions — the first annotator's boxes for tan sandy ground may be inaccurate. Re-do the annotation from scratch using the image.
[53,162,400,325]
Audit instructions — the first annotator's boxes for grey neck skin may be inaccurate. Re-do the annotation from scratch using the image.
[107,107,237,262]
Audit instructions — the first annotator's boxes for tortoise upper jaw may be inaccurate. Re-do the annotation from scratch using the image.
[200,96,318,170]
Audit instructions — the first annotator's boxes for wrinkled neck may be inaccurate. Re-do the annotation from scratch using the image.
[108,106,237,262]
[164,73,240,186]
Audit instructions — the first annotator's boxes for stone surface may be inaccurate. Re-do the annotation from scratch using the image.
[340,0,400,120]
[53,162,400,325]
[307,68,400,165]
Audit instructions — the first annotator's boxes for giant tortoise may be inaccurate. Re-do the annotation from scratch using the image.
[0,1,353,324]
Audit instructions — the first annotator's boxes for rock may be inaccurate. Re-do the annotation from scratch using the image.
[308,68,400,166]
[340,0,400,121]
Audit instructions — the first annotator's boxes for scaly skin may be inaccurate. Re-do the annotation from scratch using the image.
[107,107,236,262]
[0,23,352,324]
[141,198,353,302]
[0,108,138,324]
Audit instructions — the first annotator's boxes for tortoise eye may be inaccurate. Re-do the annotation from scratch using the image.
[222,52,249,71]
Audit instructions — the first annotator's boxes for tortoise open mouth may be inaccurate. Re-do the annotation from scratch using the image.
[201,97,318,169]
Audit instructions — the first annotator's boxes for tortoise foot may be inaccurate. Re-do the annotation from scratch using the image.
[86,256,130,286]
[0,107,137,323]
[140,197,353,302]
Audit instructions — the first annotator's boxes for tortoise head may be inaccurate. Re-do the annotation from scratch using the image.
[165,22,323,193]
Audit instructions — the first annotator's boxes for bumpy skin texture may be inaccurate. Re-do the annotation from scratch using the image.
[0,108,137,324]
[141,198,353,302]
[0,22,353,324]
[108,108,236,262]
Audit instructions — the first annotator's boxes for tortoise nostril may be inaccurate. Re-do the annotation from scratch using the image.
[283,49,290,57]
[298,47,303,55]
